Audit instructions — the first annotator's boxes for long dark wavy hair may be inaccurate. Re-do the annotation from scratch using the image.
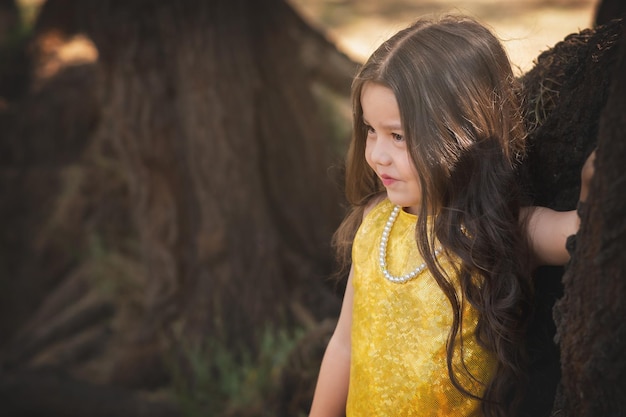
[333,15,534,417]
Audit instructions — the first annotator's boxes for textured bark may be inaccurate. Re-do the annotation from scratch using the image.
[0,1,100,346]
[0,0,355,414]
[77,0,346,346]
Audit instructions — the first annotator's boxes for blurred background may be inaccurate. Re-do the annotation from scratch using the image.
[290,0,597,73]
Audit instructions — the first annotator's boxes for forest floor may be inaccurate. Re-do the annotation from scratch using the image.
[289,0,598,75]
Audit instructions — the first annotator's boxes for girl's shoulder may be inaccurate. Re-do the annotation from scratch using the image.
[363,193,389,219]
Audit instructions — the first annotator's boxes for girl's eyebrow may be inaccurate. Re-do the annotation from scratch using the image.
[385,123,403,130]
[362,117,403,131]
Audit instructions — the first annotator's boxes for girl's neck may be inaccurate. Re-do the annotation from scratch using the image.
[403,205,420,216]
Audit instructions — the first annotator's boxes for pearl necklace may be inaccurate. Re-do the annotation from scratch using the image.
[379,205,442,283]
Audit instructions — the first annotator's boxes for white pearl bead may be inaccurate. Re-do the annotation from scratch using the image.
[379,205,442,283]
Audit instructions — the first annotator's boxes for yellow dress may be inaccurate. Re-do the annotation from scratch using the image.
[346,199,495,417]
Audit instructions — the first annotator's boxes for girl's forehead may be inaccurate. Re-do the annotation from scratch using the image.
[360,82,398,108]
[360,83,401,126]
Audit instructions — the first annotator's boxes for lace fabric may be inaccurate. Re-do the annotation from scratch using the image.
[346,199,495,417]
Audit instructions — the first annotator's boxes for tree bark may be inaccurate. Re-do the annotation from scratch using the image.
[0,1,353,413]
[75,0,346,346]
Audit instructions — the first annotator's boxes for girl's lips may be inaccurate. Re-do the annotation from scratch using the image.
[380,175,397,186]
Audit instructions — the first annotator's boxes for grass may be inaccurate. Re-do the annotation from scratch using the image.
[169,325,305,417]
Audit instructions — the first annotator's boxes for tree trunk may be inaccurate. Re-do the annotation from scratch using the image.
[0,0,356,415]
[74,0,348,348]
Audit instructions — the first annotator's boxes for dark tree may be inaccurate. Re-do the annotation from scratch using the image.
[0,0,355,415]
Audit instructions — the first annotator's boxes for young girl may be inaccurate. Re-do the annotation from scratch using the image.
[309,15,594,417]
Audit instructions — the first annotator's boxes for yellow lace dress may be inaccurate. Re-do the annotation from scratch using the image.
[346,199,495,417]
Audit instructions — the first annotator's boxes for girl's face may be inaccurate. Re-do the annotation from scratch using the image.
[361,82,422,214]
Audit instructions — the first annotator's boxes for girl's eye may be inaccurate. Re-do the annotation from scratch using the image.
[392,133,404,142]
[365,124,375,134]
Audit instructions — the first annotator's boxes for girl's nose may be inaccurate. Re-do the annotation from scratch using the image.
[370,137,392,166]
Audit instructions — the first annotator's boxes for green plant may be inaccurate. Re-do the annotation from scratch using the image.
[170,325,304,417]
